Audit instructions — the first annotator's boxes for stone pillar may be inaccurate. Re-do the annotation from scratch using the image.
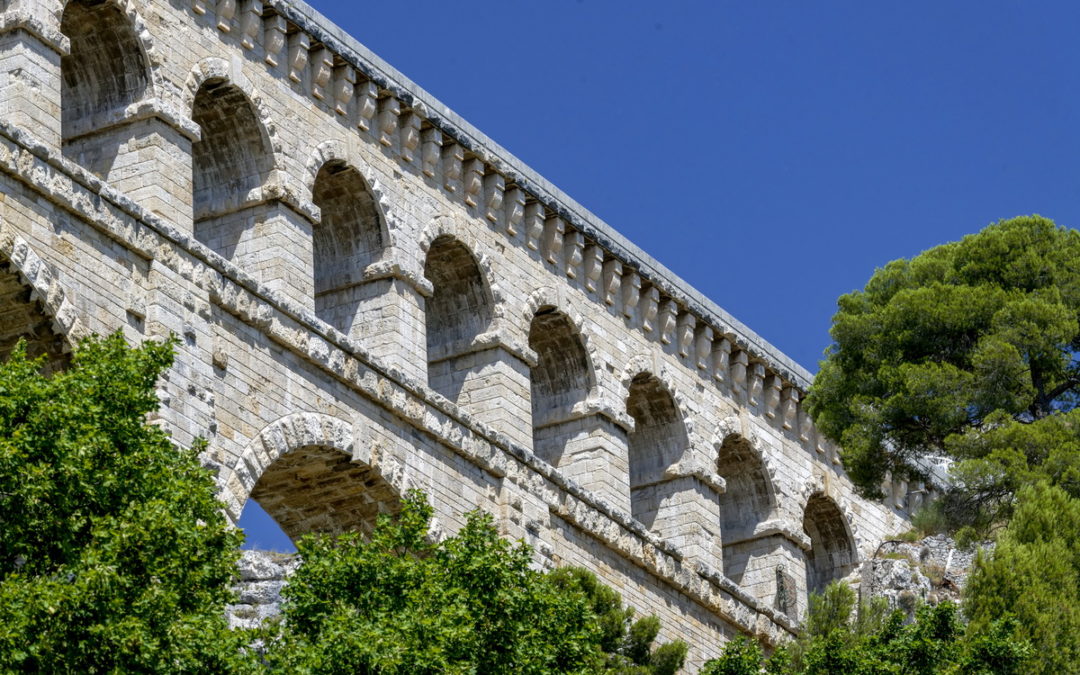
[0,2,66,149]
[634,474,722,566]
[195,196,315,313]
[61,102,200,229]
[255,200,315,312]
[721,525,810,618]
[428,328,535,450]
[143,257,218,454]
[345,263,430,383]
[534,407,632,513]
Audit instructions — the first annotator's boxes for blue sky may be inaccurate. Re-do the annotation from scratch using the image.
[239,1,1080,550]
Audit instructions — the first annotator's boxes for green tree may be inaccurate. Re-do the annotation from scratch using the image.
[807,216,1080,519]
[0,332,686,674]
[701,581,1030,675]
[547,567,688,675]
[697,636,766,675]
[964,482,1080,675]
[0,335,252,673]
[267,491,686,675]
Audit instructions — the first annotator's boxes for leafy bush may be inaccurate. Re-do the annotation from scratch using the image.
[701,580,1031,675]
[0,335,251,673]
[910,499,950,537]
[266,491,686,674]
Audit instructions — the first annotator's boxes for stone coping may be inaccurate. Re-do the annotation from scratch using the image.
[268,0,815,391]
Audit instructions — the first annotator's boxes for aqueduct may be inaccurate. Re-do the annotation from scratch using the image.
[0,0,924,666]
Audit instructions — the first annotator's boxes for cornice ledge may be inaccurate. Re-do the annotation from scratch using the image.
[0,7,70,54]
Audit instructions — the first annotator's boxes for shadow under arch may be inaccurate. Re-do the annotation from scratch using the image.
[716,432,777,537]
[802,492,858,594]
[422,234,496,402]
[310,159,388,336]
[625,371,689,529]
[529,305,597,465]
[189,77,277,273]
[0,259,69,374]
[59,0,154,177]
[0,230,88,373]
[60,0,152,136]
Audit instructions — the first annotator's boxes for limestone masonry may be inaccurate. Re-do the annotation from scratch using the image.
[0,0,927,667]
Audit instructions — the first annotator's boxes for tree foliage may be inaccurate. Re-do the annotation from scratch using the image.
[701,581,1031,675]
[964,482,1080,675]
[0,333,687,673]
[267,491,686,675]
[808,215,1080,510]
[0,334,250,673]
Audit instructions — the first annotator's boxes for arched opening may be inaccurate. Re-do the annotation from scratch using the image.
[0,259,69,375]
[717,434,775,536]
[529,309,590,423]
[716,433,778,584]
[311,161,384,335]
[191,80,274,260]
[803,494,857,595]
[423,236,494,401]
[248,445,401,543]
[60,0,151,169]
[529,307,592,466]
[60,0,150,140]
[626,372,688,528]
[232,441,403,627]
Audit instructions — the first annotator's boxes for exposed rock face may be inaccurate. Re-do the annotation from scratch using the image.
[862,534,991,617]
[227,550,299,630]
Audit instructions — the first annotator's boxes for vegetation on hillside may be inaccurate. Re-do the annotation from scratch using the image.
[702,580,1031,674]
[805,215,1080,671]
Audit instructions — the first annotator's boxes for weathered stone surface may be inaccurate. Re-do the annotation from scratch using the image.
[0,0,929,667]
[863,534,990,613]
[228,550,298,630]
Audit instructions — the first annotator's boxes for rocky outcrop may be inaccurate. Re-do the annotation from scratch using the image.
[861,534,991,617]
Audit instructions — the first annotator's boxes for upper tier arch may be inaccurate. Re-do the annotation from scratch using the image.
[183,57,285,180]
[303,140,398,249]
[60,0,154,140]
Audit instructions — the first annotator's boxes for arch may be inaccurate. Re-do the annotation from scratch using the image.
[619,356,697,442]
[0,227,87,375]
[0,262,69,374]
[56,0,161,70]
[715,432,776,535]
[190,79,274,216]
[529,306,594,451]
[419,218,506,321]
[423,235,496,400]
[60,0,152,143]
[183,57,284,174]
[625,371,689,527]
[311,158,388,334]
[220,413,413,543]
[520,287,605,379]
[304,141,399,246]
[802,493,858,594]
[190,76,276,264]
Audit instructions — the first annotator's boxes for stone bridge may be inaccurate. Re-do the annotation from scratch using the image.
[0,0,923,666]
